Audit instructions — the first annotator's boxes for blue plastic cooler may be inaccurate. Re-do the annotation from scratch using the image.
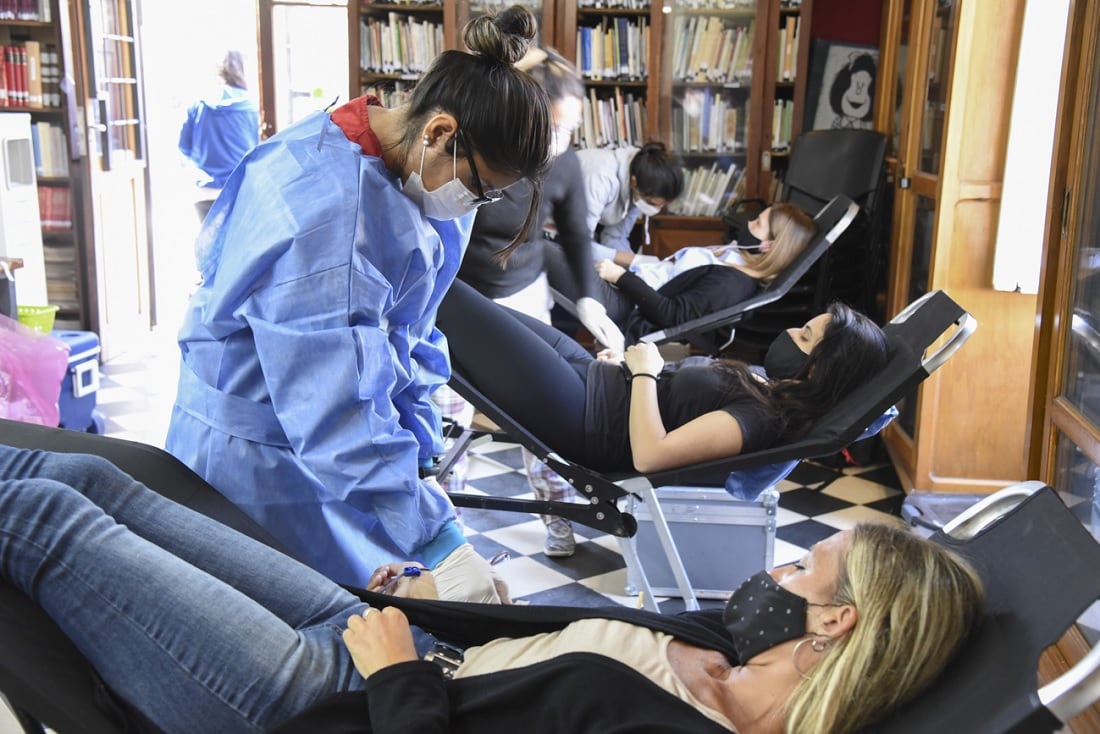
[51,330,104,433]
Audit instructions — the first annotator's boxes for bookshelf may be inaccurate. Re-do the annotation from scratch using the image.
[348,1,556,106]
[559,2,652,150]
[0,0,83,329]
[343,1,809,255]
[349,1,454,107]
[760,0,813,199]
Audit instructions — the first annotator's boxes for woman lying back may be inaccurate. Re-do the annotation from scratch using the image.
[0,445,982,733]
[437,279,888,473]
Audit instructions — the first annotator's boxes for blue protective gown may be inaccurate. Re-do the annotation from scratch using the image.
[166,108,472,587]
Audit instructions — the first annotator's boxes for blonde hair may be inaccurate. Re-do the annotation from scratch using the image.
[738,202,815,282]
[784,523,984,734]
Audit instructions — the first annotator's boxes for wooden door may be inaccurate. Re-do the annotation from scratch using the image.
[880,0,1035,493]
[259,0,349,139]
[71,0,152,359]
[1033,0,1100,529]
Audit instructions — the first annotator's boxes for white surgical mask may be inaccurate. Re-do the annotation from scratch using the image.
[634,197,662,218]
[403,139,482,221]
[550,127,573,157]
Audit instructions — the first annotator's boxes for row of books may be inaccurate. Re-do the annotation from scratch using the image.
[44,242,81,313]
[676,1,755,11]
[576,16,648,81]
[31,120,67,177]
[0,0,50,21]
[361,80,415,108]
[776,15,799,81]
[771,98,794,149]
[358,14,444,75]
[576,86,647,150]
[1,42,60,108]
[578,0,650,8]
[37,184,71,231]
[673,89,747,152]
[667,162,745,217]
[671,17,754,84]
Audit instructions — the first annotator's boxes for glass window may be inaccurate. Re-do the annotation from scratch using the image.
[918,0,956,174]
[1062,39,1100,428]
[270,2,349,129]
[888,0,911,159]
[907,194,935,302]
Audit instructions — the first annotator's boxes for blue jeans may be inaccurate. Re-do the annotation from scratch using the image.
[0,446,372,734]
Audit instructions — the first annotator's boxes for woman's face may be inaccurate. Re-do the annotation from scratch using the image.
[419,143,519,197]
[550,96,583,156]
[770,529,850,607]
[785,312,832,355]
[747,207,774,242]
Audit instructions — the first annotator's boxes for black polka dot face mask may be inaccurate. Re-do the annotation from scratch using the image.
[722,570,808,663]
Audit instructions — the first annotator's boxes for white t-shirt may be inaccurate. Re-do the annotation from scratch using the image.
[630,245,749,290]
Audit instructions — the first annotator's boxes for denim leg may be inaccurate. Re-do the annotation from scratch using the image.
[0,449,369,734]
[0,447,358,626]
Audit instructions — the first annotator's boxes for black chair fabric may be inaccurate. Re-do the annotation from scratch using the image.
[727,128,889,359]
[870,485,1100,733]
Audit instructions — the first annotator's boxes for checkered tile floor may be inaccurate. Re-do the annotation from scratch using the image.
[91,331,908,609]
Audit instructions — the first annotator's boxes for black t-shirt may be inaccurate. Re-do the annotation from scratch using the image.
[582,358,781,472]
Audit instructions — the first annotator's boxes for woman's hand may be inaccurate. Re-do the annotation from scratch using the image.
[596,348,623,364]
[367,562,438,599]
[624,342,664,378]
[595,259,627,284]
[343,607,418,679]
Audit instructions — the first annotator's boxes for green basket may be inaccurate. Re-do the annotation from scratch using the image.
[17,305,59,334]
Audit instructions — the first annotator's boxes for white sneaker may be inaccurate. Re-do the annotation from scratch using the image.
[544,517,576,557]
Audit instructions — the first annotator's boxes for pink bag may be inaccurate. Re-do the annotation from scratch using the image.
[0,313,69,426]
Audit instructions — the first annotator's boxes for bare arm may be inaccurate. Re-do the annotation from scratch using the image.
[623,343,745,473]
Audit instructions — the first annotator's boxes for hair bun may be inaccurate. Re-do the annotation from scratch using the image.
[642,141,668,155]
[464,5,538,66]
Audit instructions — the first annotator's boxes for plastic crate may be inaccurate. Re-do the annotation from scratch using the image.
[51,330,102,432]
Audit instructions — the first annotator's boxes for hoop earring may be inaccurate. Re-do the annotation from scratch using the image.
[792,635,832,679]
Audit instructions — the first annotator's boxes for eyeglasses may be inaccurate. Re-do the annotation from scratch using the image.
[457,130,504,206]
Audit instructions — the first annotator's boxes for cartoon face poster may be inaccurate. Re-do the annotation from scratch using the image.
[810,43,880,131]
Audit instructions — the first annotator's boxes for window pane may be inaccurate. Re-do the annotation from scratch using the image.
[1062,48,1100,426]
[907,194,935,302]
[271,4,349,129]
[887,0,911,158]
[918,0,956,174]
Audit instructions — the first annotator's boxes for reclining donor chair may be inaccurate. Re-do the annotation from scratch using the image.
[1,424,1098,732]
[442,288,976,610]
[554,193,860,356]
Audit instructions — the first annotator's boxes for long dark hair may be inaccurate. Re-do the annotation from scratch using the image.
[400,5,552,251]
[630,141,684,200]
[715,303,888,441]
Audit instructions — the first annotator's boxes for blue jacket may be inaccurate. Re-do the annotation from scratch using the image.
[167,109,471,586]
[178,86,260,189]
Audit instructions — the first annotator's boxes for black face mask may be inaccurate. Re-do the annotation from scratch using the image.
[735,224,764,251]
[764,330,811,380]
[723,570,808,663]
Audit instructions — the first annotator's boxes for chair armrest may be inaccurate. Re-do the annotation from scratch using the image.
[1041,636,1100,725]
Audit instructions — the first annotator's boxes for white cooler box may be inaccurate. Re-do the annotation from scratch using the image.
[625,486,778,600]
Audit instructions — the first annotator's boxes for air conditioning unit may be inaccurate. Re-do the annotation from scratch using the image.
[0,112,47,306]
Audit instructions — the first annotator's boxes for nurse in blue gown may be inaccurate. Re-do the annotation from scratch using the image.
[166,6,551,602]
